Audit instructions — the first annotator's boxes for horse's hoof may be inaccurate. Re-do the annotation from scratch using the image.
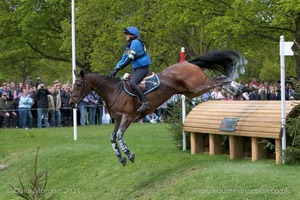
[129,153,135,163]
[119,157,127,166]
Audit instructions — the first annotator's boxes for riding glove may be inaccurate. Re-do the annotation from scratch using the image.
[108,68,119,78]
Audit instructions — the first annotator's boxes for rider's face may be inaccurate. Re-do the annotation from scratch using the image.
[125,33,133,42]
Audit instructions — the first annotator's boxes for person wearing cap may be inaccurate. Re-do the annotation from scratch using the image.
[36,77,42,88]
[53,80,61,94]
[0,83,12,101]
[108,26,152,113]
[25,76,34,87]
[0,92,18,128]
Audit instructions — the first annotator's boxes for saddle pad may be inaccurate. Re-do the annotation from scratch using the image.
[123,74,160,97]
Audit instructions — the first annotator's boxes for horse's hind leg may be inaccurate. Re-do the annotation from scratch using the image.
[211,75,244,96]
[110,121,127,166]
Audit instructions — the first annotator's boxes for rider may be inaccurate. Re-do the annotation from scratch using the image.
[108,26,152,113]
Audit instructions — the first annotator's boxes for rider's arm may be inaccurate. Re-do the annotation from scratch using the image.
[116,57,133,71]
[115,40,142,71]
[115,49,136,71]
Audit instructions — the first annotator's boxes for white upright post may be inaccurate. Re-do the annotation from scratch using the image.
[280,35,286,163]
[71,0,77,140]
[181,95,186,151]
[180,47,187,151]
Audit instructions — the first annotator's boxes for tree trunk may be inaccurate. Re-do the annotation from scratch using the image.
[293,13,300,80]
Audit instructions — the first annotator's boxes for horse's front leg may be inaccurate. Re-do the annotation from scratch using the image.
[110,120,127,166]
[116,115,135,165]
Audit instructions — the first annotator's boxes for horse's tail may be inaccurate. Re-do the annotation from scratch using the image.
[188,50,247,80]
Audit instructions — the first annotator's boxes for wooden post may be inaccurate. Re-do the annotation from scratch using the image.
[209,134,222,155]
[275,139,282,164]
[190,133,203,154]
[251,137,266,161]
[229,135,243,159]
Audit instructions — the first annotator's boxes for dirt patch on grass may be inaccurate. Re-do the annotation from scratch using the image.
[0,163,8,171]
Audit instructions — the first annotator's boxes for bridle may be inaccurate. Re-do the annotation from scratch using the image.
[71,78,88,106]
[71,75,122,109]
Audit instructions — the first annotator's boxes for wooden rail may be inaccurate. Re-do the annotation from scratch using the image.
[183,100,300,164]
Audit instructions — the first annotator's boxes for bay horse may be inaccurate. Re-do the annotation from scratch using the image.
[69,50,247,166]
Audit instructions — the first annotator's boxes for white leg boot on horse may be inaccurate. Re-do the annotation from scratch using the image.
[222,81,252,97]
[117,130,135,166]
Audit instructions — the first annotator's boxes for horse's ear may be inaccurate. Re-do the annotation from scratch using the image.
[79,70,85,78]
[73,70,77,76]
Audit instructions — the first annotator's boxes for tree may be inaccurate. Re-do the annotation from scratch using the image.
[0,0,72,83]
[203,0,300,80]
[1,0,300,83]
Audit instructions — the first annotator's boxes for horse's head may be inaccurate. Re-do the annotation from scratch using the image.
[69,70,92,108]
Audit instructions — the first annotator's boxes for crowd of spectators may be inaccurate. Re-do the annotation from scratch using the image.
[0,76,108,129]
[1,76,298,129]
[207,77,299,101]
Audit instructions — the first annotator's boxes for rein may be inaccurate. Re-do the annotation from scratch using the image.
[73,76,123,111]
[106,80,123,111]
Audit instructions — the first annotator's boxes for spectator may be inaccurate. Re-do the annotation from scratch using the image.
[0,83,12,101]
[268,85,279,100]
[167,94,179,107]
[223,91,234,101]
[34,83,51,128]
[201,92,211,102]
[53,80,61,94]
[102,104,112,124]
[249,77,258,87]
[86,91,99,125]
[249,86,259,100]
[18,82,24,91]
[78,96,88,126]
[29,86,37,127]
[276,86,281,100]
[286,83,295,100]
[242,91,250,100]
[60,84,72,127]
[48,87,62,127]
[0,92,18,128]
[35,77,42,88]
[211,87,223,100]
[25,76,34,87]
[96,95,104,125]
[258,85,268,100]
[157,101,168,122]
[145,112,159,123]
[12,81,22,127]
[19,87,33,129]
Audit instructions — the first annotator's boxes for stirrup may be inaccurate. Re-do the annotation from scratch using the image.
[137,101,150,113]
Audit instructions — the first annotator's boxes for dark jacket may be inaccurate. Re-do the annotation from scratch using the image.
[60,89,71,107]
[0,98,15,114]
[34,88,51,108]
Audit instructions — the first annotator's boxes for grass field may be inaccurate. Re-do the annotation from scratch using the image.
[0,123,300,200]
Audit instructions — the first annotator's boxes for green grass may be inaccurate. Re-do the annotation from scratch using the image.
[0,123,300,200]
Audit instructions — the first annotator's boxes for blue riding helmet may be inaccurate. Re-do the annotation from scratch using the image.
[124,26,139,37]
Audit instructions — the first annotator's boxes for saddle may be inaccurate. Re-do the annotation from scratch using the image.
[122,71,160,97]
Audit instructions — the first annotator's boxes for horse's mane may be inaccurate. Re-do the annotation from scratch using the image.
[85,72,120,81]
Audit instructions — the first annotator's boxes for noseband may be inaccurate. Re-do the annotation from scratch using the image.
[71,78,87,105]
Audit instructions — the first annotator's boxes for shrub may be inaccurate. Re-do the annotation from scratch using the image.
[164,96,202,150]
[285,115,300,165]
[10,146,57,200]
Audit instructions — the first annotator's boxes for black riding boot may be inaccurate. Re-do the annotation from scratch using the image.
[132,86,150,113]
